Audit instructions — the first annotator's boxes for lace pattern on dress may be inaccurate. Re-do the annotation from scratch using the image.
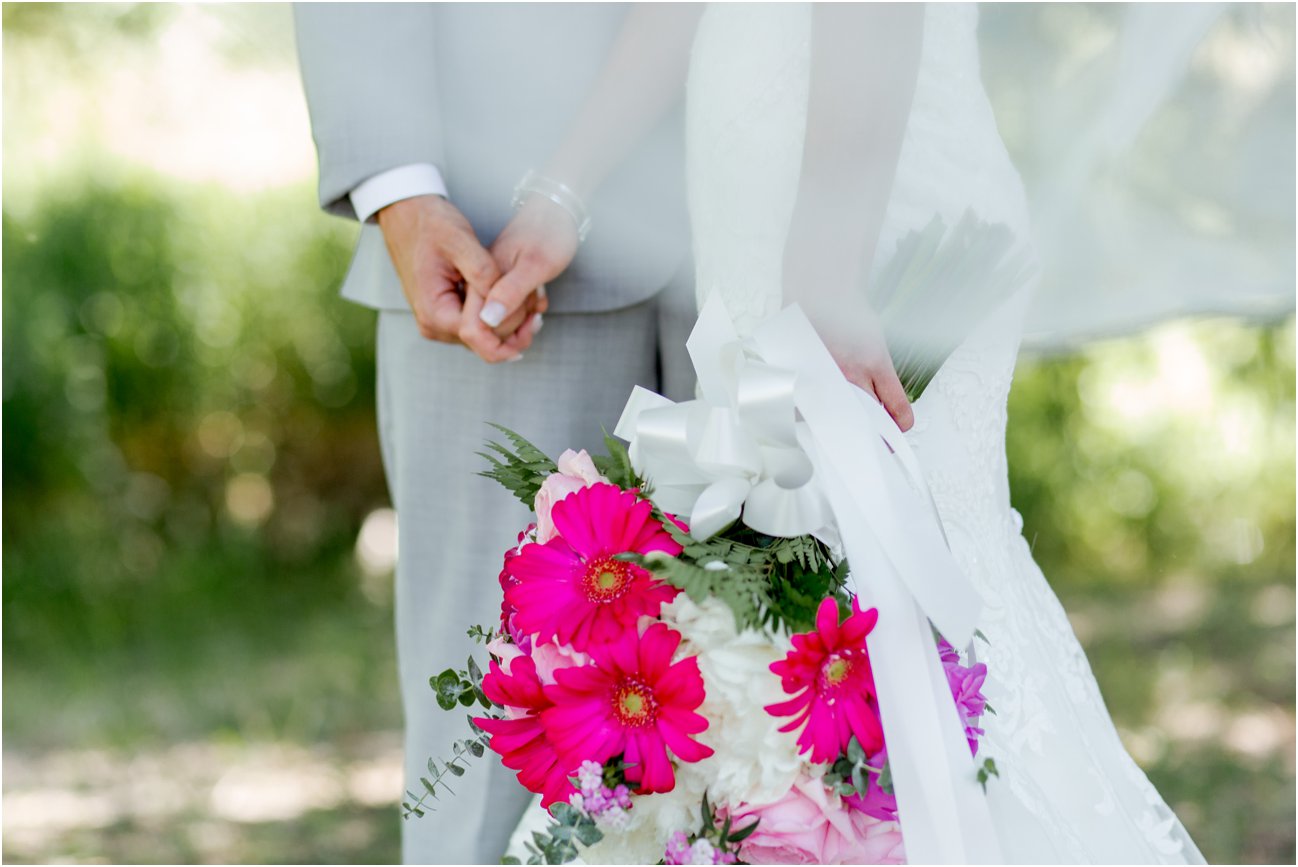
[685,3,1204,862]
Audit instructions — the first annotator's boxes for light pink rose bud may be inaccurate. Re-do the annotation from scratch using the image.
[529,639,592,686]
[534,449,608,543]
[556,449,604,484]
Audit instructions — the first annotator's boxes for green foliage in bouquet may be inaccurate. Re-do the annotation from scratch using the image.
[823,735,890,801]
[480,426,852,637]
[402,651,499,819]
[626,520,850,635]
[478,423,560,505]
[976,757,1000,794]
[591,430,646,492]
[480,426,649,508]
[431,655,491,713]
[400,716,493,820]
[688,790,760,861]
[501,800,605,865]
[869,209,1035,402]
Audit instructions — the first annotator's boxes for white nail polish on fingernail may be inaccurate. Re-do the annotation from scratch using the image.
[480,301,507,327]
[507,354,524,363]
[531,314,544,335]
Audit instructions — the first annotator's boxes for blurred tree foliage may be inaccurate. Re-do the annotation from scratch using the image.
[1,174,385,699]
[1008,321,1295,864]
[2,3,173,45]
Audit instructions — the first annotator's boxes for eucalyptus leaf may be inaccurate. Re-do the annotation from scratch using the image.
[574,822,604,847]
[879,761,894,795]
[434,669,463,698]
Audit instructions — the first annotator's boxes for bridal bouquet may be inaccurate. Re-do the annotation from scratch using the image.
[409,421,995,865]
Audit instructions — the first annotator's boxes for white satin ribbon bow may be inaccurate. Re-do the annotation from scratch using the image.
[615,295,1004,864]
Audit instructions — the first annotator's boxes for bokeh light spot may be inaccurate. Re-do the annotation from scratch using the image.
[225,473,273,527]
[197,411,244,459]
[355,508,398,578]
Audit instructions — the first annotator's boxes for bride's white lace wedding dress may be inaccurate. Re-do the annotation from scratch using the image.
[509,4,1204,863]
[686,4,1203,863]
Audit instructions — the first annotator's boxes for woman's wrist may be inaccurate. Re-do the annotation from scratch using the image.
[512,170,592,243]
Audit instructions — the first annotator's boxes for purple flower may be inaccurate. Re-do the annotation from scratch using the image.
[842,747,899,823]
[942,656,990,756]
[936,636,961,665]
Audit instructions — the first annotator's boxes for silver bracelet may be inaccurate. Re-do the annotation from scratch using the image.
[511,170,592,243]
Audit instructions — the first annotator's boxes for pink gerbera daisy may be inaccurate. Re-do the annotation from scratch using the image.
[765,596,885,764]
[474,656,575,808]
[497,526,534,650]
[542,622,714,794]
[505,483,682,651]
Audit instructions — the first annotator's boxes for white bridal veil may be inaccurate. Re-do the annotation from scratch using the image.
[979,3,1295,350]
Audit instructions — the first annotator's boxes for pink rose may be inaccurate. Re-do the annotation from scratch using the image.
[534,449,607,543]
[528,639,591,686]
[732,775,906,865]
[485,636,591,716]
[485,635,530,720]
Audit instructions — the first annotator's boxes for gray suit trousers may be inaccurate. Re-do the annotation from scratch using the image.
[376,279,696,864]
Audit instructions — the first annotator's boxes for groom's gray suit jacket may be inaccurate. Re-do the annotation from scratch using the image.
[294,2,689,312]
[295,6,696,864]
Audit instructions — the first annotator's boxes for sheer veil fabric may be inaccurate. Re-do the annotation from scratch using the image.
[981,4,1296,349]
[502,2,1286,860]
[687,4,1204,863]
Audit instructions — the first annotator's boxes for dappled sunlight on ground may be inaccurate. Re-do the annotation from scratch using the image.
[4,734,403,864]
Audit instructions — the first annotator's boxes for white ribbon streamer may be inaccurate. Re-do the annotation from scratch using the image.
[616,295,1004,864]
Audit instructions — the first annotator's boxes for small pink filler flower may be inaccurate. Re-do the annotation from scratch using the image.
[542,622,714,794]
[506,483,682,651]
[765,596,885,764]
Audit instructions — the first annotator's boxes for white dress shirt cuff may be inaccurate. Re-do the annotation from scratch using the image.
[349,163,450,223]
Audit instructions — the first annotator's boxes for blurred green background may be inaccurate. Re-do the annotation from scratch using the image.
[3,5,1293,865]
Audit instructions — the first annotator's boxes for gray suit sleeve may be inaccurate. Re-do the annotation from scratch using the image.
[292,3,444,219]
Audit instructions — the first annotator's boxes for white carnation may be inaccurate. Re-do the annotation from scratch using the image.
[660,594,810,810]
[578,810,664,865]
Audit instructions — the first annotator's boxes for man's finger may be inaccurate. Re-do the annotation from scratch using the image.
[411,284,466,344]
[450,235,502,303]
[479,257,548,329]
[492,303,533,340]
[501,312,541,356]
